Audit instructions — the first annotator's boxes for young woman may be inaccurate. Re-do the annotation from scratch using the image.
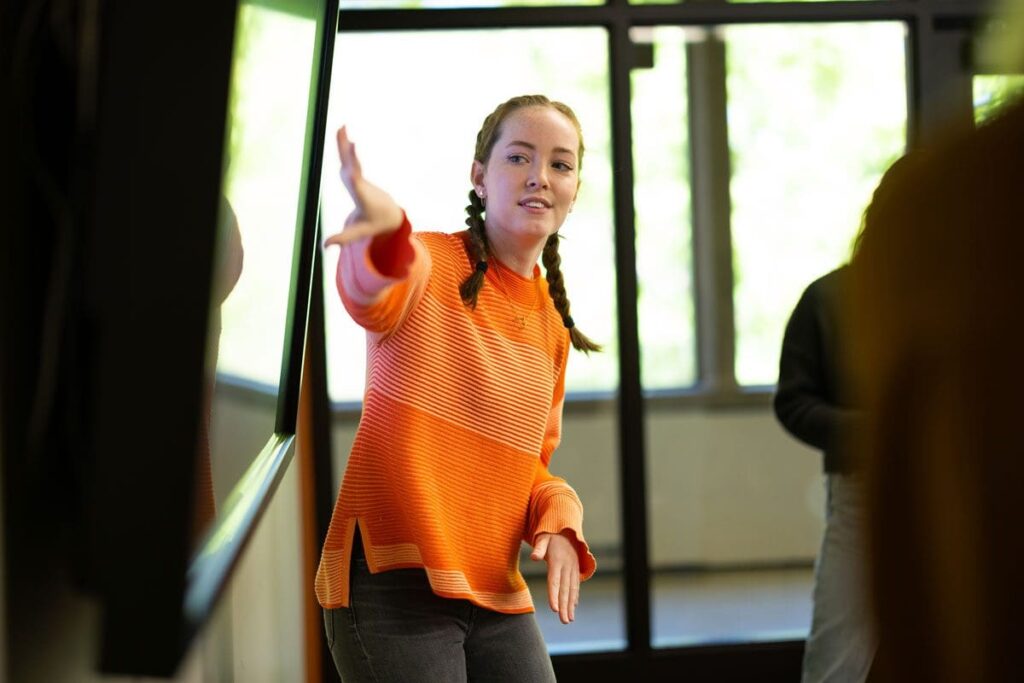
[315,95,598,682]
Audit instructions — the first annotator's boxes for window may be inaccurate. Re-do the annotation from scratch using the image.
[324,1,975,674]
[632,27,697,390]
[727,22,907,387]
[319,26,627,653]
[640,20,907,647]
[320,28,617,403]
[216,4,321,394]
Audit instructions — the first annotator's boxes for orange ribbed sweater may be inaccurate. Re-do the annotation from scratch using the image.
[314,218,596,614]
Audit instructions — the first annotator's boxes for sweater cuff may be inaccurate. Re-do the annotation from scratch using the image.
[338,212,413,306]
[531,493,597,581]
[368,211,413,278]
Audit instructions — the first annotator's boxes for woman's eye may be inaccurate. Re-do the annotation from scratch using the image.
[553,161,574,172]
[508,154,527,164]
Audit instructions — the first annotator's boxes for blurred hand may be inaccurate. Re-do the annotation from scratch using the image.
[323,126,404,248]
[531,532,580,624]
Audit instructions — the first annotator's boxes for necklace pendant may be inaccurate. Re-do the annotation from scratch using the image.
[514,315,527,329]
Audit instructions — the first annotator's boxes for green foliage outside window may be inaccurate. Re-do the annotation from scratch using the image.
[727,22,907,387]
[974,74,1024,125]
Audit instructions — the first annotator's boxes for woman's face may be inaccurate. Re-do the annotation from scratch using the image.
[472,106,580,248]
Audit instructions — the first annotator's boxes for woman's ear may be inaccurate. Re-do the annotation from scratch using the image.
[471,160,486,198]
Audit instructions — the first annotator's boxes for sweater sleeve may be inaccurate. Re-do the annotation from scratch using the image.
[525,344,597,581]
[773,279,859,455]
[335,213,430,336]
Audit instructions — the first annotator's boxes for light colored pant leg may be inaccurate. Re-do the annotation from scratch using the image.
[801,474,877,683]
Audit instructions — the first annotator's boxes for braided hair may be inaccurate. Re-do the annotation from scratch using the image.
[459,189,490,304]
[459,94,601,354]
[542,232,601,353]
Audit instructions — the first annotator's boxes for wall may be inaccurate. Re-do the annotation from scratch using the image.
[0,380,824,682]
[55,386,824,682]
[207,390,307,683]
[321,397,826,570]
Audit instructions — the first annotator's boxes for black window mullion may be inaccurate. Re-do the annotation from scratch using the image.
[608,14,652,658]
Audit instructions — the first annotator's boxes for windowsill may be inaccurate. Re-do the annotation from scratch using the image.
[214,373,279,407]
[214,372,776,419]
[326,385,774,420]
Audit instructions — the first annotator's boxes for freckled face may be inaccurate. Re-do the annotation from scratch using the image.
[472,106,580,246]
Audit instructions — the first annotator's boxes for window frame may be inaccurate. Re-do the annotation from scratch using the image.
[316,1,992,680]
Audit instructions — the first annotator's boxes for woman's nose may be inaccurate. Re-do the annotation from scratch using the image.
[528,166,549,188]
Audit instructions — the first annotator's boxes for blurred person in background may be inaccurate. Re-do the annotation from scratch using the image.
[774,257,870,683]
[772,154,918,681]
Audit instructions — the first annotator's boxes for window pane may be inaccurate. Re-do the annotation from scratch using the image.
[322,29,618,403]
[320,32,625,652]
[729,22,907,387]
[973,74,1024,125]
[208,0,322,539]
[648,407,823,647]
[647,21,907,651]
[632,27,696,390]
[216,4,320,390]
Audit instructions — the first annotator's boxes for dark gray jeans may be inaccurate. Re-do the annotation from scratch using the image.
[323,535,557,682]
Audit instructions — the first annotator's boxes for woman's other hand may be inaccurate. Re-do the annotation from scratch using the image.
[531,532,580,624]
[323,126,404,248]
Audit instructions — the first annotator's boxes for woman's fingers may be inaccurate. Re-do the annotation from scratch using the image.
[336,126,364,200]
[560,564,572,623]
[336,126,359,172]
[333,125,404,233]
[570,571,579,621]
[547,562,561,616]
[548,562,577,623]
[537,533,581,624]
[544,557,578,623]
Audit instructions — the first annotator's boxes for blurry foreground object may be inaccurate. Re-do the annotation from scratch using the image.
[850,96,1024,681]
[979,0,1024,75]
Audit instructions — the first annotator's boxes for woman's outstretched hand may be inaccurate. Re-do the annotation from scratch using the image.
[532,532,580,624]
[323,126,404,248]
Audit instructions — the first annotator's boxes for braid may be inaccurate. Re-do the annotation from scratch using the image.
[542,233,601,354]
[460,190,490,307]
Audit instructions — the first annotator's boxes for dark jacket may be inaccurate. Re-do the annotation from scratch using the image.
[773,266,860,473]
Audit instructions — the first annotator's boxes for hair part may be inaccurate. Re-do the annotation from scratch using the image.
[459,94,599,353]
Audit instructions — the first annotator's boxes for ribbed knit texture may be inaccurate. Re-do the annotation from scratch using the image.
[314,219,596,614]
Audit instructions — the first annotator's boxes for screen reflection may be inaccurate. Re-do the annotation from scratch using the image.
[199,0,322,537]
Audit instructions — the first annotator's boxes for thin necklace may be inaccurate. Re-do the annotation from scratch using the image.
[491,263,541,330]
